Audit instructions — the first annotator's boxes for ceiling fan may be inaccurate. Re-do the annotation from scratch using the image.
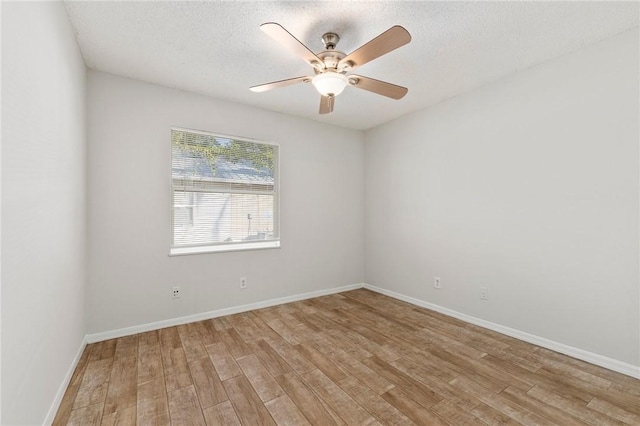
[250,23,411,114]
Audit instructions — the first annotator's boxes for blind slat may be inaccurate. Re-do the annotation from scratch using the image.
[171,129,279,248]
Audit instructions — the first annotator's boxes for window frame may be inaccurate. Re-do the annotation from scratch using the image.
[169,127,280,256]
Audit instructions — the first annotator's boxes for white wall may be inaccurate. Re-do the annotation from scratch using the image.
[365,28,639,367]
[86,71,364,334]
[1,2,87,424]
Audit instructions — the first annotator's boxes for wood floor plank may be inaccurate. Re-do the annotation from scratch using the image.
[204,342,243,381]
[103,355,138,415]
[526,385,626,426]
[73,358,113,409]
[339,328,400,363]
[194,320,220,346]
[305,337,393,395]
[264,394,312,425]
[394,344,461,383]
[609,381,640,400]
[275,372,344,426]
[159,327,182,349]
[346,359,395,395]
[594,372,640,394]
[246,311,288,342]
[381,387,448,426]
[54,289,640,426]
[137,331,163,385]
[226,312,264,342]
[266,317,304,345]
[100,405,136,425]
[295,342,350,382]
[263,337,316,374]
[300,369,380,425]
[218,328,252,359]
[450,376,560,425]
[362,356,442,406]
[202,400,241,426]
[469,402,524,426]
[389,357,481,412]
[601,383,640,414]
[88,340,117,362]
[104,336,138,415]
[288,311,323,333]
[292,299,319,316]
[433,349,534,393]
[137,378,170,426]
[67,403,104,426]
[405,308,512,357]
[338,375,413,425]
[236,354,284,402]
[210,316,233,331]
[333,308,427,356]
[114,335,138,358]
[161,347,192,392]
[160,327,193,392]
[482,353,599,404]
[252,306,282,323]
[534,346,634,387]
[284,313,319,342]
[167,385,206,426]
[325,328,374,360]
[489,346,545,372]
[298,308,343,332]
[431,399,486,425]
[314,293,354,311]
[137,377,168,404]
[223,375,276,425]
[177,323,209,363]
[188,356,228,409]
[535,367,615,403]
[587,397,640,425]
[500,385,587,425]
[248,339,292,377]
[349,322,421,363]
[53,345,91,426]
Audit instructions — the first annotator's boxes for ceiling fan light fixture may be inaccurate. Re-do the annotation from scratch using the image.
[312,72,348,96]
[252,23,412,113]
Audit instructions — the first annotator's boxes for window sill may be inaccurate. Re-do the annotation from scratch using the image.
[169,240,280,256]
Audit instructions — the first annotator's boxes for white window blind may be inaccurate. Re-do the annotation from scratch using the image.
[171,129,279,254]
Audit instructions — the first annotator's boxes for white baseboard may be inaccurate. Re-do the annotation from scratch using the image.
[44,335,88,425]
[86,283,363,344]
[363,283,640,379]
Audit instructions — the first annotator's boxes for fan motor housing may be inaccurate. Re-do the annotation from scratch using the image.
[317,50,346,71]
[318,32,348,71]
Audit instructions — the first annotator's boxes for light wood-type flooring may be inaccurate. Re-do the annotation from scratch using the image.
[54,289,640,425]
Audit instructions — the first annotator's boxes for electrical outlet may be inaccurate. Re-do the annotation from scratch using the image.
[240,277,247,289]
[434,276,441,289]
[480,286,489,301]
[172,286,181,299]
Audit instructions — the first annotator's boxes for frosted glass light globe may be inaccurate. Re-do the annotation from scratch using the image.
[312,72,348,96]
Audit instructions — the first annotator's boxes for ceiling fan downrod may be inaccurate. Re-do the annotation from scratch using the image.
[321,32,340,50]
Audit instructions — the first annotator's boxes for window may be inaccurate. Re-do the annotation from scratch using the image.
[170,128,279,255]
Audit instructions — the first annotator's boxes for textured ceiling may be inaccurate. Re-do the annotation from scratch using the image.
[63,1,638,130]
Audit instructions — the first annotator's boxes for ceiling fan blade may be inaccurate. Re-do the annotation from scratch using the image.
[339,26,411,71]
[260,23,324,70]
[319,95,334,114]
[250,76,311,92]
[349,75,408,99]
